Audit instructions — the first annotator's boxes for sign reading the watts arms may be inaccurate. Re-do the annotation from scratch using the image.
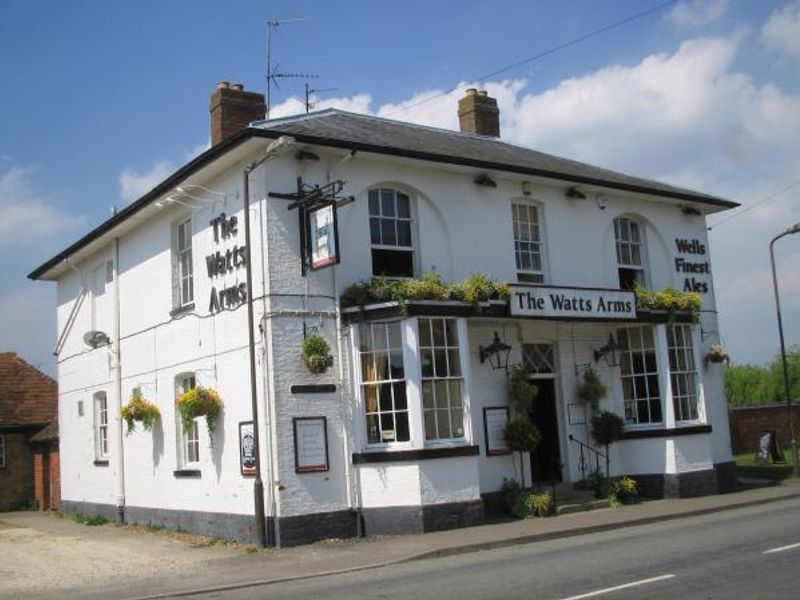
[510,285,637,320]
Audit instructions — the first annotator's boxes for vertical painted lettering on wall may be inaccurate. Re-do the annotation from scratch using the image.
[207,213,247,312]
[674,238,709,294]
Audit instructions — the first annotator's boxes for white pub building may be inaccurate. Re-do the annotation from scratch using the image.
[30,84,738,546]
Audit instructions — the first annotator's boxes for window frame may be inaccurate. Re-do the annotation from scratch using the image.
[368,187,417,279]
[614,216,647,290]
[418,317,467,443]
[173,216,195,311]
[667,324,703,424]
[93,391,109,461]
[511,199,547,284]
[617,325,664,427]
[175,373,200,467]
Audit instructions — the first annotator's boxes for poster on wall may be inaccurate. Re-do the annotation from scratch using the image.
[293,417,329,473]
[239,421,257,476]
[483,407,511,456]
[308,204,340,270]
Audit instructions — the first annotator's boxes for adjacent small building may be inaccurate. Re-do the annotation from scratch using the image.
[0,352,59,511]
[29,82,738,545]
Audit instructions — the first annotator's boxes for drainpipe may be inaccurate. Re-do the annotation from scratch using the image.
[112,238,125,522]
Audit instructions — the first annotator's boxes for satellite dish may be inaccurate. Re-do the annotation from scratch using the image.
[83,330,110,349]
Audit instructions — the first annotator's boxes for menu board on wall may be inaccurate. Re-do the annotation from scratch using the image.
[483,407,511,456]
[293,417,329,473]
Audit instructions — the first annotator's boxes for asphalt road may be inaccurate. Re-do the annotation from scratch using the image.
[193,497,800,600]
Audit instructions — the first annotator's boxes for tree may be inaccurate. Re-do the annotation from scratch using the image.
[724,346,800,406]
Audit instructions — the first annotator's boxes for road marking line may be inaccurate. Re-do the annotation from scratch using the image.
[764,542,800,554]
[560,574,676,600]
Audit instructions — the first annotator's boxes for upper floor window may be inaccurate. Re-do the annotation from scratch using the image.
[512,202,545,283]
[369,188,414,278]
[618,326,662,426]
[614,217,645,290]
[358,321,409,444]
[667,324,700,422]
[175,373,199,465]
[173,217,194,310]
[419,318,465,441]
[93,391,108,460]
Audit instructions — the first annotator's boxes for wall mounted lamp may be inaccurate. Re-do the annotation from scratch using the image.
[479,331,513,371]
[475,173,497,188]
[593,333,624,367]
[595,195,608,210]
[565,186,587,200]
[295,149,320,161]
[521,181,532,196]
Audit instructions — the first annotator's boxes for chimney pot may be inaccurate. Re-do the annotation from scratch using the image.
[210,82,266,146]
[458,89,500,137]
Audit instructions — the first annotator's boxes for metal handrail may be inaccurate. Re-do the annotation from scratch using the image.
[568,434,607,483]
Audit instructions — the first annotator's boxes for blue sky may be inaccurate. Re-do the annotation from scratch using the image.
[1,0,799,376]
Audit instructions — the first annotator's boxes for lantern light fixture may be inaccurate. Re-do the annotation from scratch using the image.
[479,331,513,371]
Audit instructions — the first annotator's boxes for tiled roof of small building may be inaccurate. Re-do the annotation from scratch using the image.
[0,352,57,427]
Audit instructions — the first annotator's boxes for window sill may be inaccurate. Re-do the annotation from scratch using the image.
[170,303,195,318]
[93,459,109,467]
[173,468,201,478]
[622,424,712,440]
[352,444,479,464]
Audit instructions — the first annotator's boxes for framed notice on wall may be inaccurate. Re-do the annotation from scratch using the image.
[483,407,511,456]
[239,421,257,476]
[307,203,340,270]
[293,417,329,473]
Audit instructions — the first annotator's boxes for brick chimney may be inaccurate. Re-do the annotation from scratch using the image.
[210,81,266,146]
[458,88,500,137]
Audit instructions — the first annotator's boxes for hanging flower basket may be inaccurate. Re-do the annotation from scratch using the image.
[705,343,730,367]
[120,393,160,435]
[302,335,334,374]
[175,386,223,441]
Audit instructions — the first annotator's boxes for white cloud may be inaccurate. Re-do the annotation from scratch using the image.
[762,2,800,57]
[665,0,729,29]
[119,160,174,203]
[0,165,84,247]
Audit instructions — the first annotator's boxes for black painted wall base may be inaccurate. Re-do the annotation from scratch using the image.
[714,461,738,494]
[634,467,720,499]
[362,500,485,536]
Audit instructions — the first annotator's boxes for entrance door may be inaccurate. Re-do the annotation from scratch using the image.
[529,378,562,483]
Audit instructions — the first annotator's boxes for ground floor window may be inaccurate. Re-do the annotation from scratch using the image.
[419,317,464,441]
[618,326,662,425]
[668,324,700,422]
[358,321,409,444]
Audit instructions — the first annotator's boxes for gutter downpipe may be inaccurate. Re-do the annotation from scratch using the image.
[243,135,296,548]
[112,238,125,522]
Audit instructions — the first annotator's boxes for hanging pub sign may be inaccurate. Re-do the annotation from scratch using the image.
[510,285,636,320]
[307,203,340,270]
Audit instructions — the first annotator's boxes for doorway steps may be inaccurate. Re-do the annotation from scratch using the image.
[553,485,609,516]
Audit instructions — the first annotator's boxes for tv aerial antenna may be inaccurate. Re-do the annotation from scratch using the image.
[266,17,317,118]
[296,84,338,114]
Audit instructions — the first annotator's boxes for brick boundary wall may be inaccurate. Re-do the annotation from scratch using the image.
[728,403,800,454]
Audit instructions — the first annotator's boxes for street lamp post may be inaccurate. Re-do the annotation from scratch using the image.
[769,222,800,478]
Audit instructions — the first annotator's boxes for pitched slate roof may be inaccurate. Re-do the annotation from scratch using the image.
[0,353,57,427]
[252,109,736,208]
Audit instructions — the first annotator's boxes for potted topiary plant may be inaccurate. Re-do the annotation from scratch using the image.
[120,390,160,435]
[590,410,625,477]
[577,365,607,413]
[301,334,334,374]
[175,386,223,443]
[503,416,542,489]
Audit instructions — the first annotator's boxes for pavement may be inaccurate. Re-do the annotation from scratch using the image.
[3,481,800,600]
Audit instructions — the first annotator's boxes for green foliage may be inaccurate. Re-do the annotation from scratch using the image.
[503,417,542,453]
[74,513,109,526]
[339,271,510,308]
[301,334,334,374]
[590,411,625,447]
[577,366,607,409]
[120,391,160,435]
[634,285,702,313]
[500,477,522,514]
[508,366,538,415]
[607,476,639,507]
[513,491,553,518]
[176,386,223,441]
[725,346,800,406]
